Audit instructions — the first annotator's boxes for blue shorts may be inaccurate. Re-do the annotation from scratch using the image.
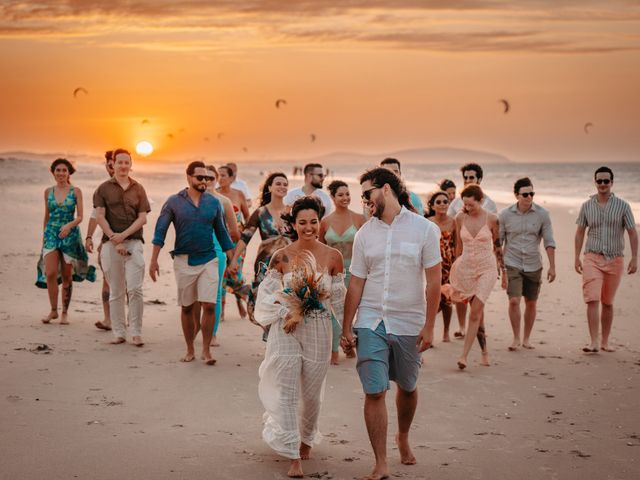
[354,322,421,394]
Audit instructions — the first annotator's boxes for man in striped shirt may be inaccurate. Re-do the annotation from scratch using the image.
[575,166,637,353]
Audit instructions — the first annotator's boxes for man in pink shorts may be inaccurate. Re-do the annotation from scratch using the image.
[575,166,637,353]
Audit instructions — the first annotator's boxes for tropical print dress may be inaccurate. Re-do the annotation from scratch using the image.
[222,205,247,301]
[438,229,456,310]
[36,186,96,288]
[241,206,291,325]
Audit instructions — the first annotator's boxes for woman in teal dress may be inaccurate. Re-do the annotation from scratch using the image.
[228,172,291,332]
[37,158,95,324]
[319,180,365,364]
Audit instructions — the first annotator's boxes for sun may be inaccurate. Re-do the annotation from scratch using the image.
[135,141,154,156]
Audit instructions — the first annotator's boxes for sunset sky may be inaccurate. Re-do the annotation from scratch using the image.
[1,1,639,163]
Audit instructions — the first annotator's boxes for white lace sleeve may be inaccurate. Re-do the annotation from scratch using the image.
[254,269,289,327]
[329,273,347,327]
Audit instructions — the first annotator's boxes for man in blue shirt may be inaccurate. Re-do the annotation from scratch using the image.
[150,161,234,365]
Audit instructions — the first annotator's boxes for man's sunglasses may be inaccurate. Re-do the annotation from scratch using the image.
[434,199,449,205]
[596,179,611,185]
[463,175,477,181]
[192,175,214,182]
[361,186,379,201]
[520,192,535,198]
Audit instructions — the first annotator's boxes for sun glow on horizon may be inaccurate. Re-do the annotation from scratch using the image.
[135,141,154,156]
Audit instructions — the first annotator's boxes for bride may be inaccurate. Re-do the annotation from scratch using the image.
[255,196,346,478]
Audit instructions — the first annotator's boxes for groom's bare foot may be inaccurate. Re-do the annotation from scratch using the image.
[299,443,311,460]
[132,336,144,347]
[60,312,69,325]
[396,433,416,465]
[287,459,303,478]
[110,337,126,344]
[601,344,616,352]
[42,310,58,324]
[201,351,217,365]
[522,342,535,350]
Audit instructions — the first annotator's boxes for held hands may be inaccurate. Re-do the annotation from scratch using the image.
[340,332,357,354]
[149,259,160,282]
[227,260,239,276]
[547,267,556,283]
[416,326,434,353]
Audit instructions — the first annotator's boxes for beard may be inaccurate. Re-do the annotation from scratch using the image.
[194,183,207,192]
[372,197,385,218]
[311,180,323,189]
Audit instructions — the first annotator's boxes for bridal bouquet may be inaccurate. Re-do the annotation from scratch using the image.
[278,251,329,334]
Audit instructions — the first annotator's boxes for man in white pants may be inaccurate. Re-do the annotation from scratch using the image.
[94,149,150,346]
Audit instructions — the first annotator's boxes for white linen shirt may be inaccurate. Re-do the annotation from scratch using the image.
[284,186,334,215]
[350,207,442,335]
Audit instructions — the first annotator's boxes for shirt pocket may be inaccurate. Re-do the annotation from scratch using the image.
[398,241,421,267]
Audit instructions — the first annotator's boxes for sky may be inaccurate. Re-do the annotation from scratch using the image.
[1,0,639,163]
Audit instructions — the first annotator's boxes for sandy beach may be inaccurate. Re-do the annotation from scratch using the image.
[1,158,639,480]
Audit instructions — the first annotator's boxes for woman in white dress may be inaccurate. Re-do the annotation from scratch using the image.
[255,196,346,478]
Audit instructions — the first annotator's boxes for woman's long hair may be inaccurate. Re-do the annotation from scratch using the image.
[259,171,288,206]
[359,167,416,213]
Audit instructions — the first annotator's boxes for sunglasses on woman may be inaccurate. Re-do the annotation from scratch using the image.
[434,199,449,205]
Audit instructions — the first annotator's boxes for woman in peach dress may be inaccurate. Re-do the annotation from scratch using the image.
[445,184,504,369]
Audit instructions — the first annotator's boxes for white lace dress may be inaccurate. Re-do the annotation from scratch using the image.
[255,270,346,459]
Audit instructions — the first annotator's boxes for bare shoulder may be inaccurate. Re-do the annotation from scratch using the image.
[269,247,291,271]
[74,185,83,195]
[352,211,366,228]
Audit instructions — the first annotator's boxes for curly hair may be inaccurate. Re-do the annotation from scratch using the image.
[281,196,325,240]
[426,190,449,217]
[327,179,348,197]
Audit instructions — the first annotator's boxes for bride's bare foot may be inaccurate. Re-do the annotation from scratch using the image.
[287,459,303,478]
[330,351,340,365]
[60,312,69,325]
[132,336,144,347]
[396,433,416,465]
[522,342,535,350]
[42,310,58,324]
[508,339,520,351]
[299,443,311,460]
[480,352,490,366]
[110,337,126,344]
[363,465,390,480]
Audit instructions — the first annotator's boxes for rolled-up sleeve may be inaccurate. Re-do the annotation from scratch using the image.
[541,210,556,249]
[349,229,367,279]
[152,198,174,247]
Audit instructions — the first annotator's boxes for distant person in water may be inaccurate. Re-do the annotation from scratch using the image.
[499,177,556,351]
[37,158,96,324]
[380,158,424,215]
[94,149,150,346]
[86,150,115,331]
[319,180,365,364]
[284,163,333,216]
[150,161,234,364]
[575,166,637,353]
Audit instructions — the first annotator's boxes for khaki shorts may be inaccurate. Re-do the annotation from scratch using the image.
[173,256,218,307]
[506,267,542,300]
[582,253,624,305]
